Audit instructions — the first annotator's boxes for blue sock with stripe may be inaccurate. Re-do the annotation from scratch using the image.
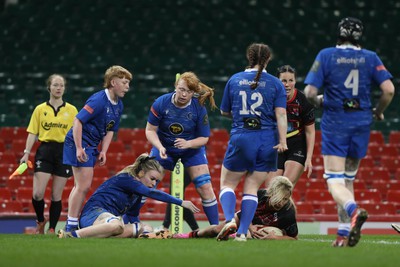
[202,198,219,225]
[344,200,357,217]
[219,188,236,222]
[237,194,258,235]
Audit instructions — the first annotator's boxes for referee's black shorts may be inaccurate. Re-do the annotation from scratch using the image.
[34,142,73,178]
[277,134,307,170]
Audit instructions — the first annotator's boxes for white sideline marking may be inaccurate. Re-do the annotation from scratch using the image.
[301,238,400,245]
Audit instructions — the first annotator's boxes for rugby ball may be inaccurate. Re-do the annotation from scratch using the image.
[258,226,284,236]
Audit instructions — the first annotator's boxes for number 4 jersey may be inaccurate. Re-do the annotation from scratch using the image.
[304,44,392,131]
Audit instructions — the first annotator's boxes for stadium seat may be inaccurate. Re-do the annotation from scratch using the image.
[389,131,400,147]
[354,189,382,203]
[370,180,400,199]
[131,128,147,142]
[130,140,151,155]
[106,141,126,153]
[369,130,385,144]
[386,190,400,205]
[291,190,302,202]
[296,202,315,214]
[353,180,367,190]
[0,140,5,152]
[0,187,12,201]
[7,176,32,193]
[368,144,399,162]
[358,157,375,169]
[116,128,135,144]
[380,157,400,174]
[357,168,391,184]
[210,129,230,143]
[304,189,334,204]
[93,166,110,178]
[0,152,17,165]
[318,203,338,215]
[361,203,397,215]
[315,130,322,144]
[0,200,24,213]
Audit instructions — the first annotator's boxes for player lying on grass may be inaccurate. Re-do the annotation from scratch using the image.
[58,153,199,238]
[174,176,298,240]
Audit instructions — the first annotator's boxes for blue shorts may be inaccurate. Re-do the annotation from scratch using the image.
[63,138,98,167]
[150,146,208,171]
[223,130,278,172]
[321,129,369,158]
[79,207,108,228]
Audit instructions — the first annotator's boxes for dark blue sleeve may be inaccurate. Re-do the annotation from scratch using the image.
[130,181,183,206]
[123,196,142,223]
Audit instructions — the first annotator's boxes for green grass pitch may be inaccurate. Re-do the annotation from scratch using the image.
[0,234,399,267]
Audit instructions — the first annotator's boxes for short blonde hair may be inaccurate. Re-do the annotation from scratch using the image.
[267,176,293,208]
[103,65,133,88]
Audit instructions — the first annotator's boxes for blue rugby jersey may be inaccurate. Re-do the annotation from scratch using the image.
[220,69,287,134]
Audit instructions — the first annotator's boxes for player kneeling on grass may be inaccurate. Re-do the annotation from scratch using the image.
[175,176,298,241]
[58,153,199,238]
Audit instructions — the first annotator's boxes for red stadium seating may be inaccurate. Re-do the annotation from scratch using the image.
[359,157,375,169]
[0,152,17,165]
[368,144,399,162]
[0,187,12,201]
[361,203,397,215]
[296,202,315,214]
[380,157,400,174]
[7,176,33,193]
[318,203,338,215]
[0,127,27,143]
[0,140,5,153]
[116,128,135,144]
[389,131,400,147]
[386,190,400,205]
[93,166,110,178]
[210,129,230,143]
[369,130,385,144]
[131,128,147,142]
[357,168,391,184]
[304,189,334,204]
[354,189,382,203]
[106,140,126,153]
[315,130,322,144]
[0,200,24,213]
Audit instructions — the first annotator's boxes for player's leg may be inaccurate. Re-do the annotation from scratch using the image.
[66,166,93,231]
[283,160,305,186]
[235,171,267,241]
[187,164,219,225]
[32,171,51,234]
[48,175,68,233]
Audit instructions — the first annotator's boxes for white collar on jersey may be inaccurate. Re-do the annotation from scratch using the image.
[244,68,267,72]
[105,89,118,105]
[336,44,361,50]
[172,92,191,108]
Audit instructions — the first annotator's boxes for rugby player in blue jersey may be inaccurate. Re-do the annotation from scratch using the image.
[146,72,220,226]
[217,43,288,242]
[58,154,199,238]
[304,17,395,247]
[63,65,133,232]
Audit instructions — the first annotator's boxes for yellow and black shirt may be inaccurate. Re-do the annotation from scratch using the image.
[27,101,78,143]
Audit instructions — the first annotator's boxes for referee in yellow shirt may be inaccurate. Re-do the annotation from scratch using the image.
[20,74,78,234]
